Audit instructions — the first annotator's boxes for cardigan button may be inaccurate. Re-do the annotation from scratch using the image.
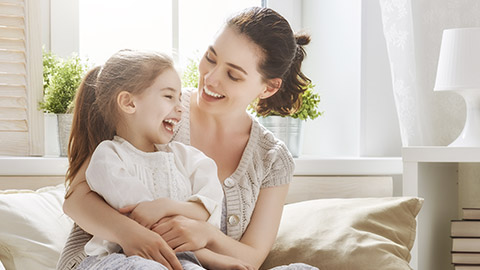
[228,214,240,226]
[224,178,235,188]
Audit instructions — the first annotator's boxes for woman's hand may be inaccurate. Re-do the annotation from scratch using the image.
[117,217,182,270]
[195,248,256,270]
[152,215,216,252]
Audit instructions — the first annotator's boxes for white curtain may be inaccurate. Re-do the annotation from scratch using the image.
[379,0,480,146]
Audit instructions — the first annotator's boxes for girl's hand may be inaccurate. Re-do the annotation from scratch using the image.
[120,200,168,229]
[152,215,215,252]
[117,220,182,270]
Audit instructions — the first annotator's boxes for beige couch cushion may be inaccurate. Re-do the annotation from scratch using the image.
[261,197,423,270]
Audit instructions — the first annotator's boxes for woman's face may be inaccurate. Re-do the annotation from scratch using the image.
[197,26,268,116]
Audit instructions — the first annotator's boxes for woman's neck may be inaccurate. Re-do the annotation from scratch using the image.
[189,91,252,181]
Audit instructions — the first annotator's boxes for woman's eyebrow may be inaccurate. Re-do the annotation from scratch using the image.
[208,46,248,76]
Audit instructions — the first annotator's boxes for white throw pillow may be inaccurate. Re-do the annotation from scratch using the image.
[0,184,73,270]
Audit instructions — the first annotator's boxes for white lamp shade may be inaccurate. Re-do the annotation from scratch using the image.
[434,27,480,91]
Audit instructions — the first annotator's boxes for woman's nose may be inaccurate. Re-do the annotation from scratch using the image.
[204,67,220,87]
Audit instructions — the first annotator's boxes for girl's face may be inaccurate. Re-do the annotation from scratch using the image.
[132,68,182,148]
[197,26,269,116]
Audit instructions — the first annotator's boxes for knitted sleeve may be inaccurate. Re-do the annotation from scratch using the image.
[259,131,295,188]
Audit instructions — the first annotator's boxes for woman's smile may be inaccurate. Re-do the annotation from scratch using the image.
[204,87,225,98]
[201,86,226,102]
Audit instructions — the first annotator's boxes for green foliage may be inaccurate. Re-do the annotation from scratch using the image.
[290,84,322,120]
[182,57,199,88]
[39,51,88,114]
[42,48,60,93]
[249,83,323,121]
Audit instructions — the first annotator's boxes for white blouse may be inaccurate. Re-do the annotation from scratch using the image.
[84,136,223,256]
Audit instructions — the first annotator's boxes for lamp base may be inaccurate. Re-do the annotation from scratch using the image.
[448,89,480,147]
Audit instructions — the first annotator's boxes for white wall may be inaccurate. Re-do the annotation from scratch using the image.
[269,0,401,157]
[301,0,362,157]
[49,0,79,58]
[360,0,401,156]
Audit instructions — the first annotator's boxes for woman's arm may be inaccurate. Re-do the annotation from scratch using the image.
[194,248,254,270]
[63,161,182,270]
[208,184,289,268]
[154,184,289,269]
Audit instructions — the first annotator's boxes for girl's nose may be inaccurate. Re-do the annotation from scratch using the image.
[176,104,184,113]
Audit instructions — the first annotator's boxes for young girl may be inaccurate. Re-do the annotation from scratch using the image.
[67,49,225,268]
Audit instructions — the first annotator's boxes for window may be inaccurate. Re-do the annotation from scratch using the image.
[79,0,262,67]
[42,0,400,158]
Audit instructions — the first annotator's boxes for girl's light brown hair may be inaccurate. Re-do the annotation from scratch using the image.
[65,49,174,196]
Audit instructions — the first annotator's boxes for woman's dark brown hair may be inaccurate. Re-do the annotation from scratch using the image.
[65,50,174,197]
[227,7,311,116]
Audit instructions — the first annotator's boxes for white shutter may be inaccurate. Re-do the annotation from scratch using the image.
[0,0,43,156]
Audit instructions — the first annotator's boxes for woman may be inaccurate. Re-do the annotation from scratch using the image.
[58,7,311,270]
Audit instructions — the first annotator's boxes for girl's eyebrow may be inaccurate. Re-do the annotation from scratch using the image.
[161,87,178,92]
[208,46,248,76]
[161,87,181,95]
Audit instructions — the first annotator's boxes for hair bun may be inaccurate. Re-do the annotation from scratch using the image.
[295,33,311,46]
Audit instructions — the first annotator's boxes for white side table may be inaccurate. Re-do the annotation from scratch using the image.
[403,147,480,270]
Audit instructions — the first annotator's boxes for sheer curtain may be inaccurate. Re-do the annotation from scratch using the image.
[379,0,480,146]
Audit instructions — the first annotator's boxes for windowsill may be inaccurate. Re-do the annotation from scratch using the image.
[0,156,403,176]
[294,155,402,175]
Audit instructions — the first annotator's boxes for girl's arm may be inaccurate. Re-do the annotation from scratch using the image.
[120,198,210,229]
[154,184,289,269]
[63,161,182,270]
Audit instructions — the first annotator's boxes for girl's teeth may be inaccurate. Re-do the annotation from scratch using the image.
[164,119,177,131]
[164,119,177,125]
[204,88,224,98]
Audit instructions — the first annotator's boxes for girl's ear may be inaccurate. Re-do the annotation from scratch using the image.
[117,91,136,114]
[259,78,282,99]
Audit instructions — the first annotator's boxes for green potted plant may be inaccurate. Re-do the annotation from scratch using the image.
[40,49,88,156]
[248,83,322,157]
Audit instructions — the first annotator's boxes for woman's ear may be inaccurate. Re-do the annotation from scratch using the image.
[117,91,136,114]
[259,78,282,99]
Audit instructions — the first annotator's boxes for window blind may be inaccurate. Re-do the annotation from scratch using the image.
[0,0,43,156]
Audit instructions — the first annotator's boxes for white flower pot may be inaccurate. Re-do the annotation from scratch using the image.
[44,113,60,156]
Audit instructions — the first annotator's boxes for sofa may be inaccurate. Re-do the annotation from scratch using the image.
[0,176,422,270]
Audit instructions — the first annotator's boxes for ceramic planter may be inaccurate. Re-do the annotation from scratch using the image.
[57,113,73,157]
[258,116,304,157]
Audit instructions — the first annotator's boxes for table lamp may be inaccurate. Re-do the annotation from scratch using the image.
[434,27,480,147]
